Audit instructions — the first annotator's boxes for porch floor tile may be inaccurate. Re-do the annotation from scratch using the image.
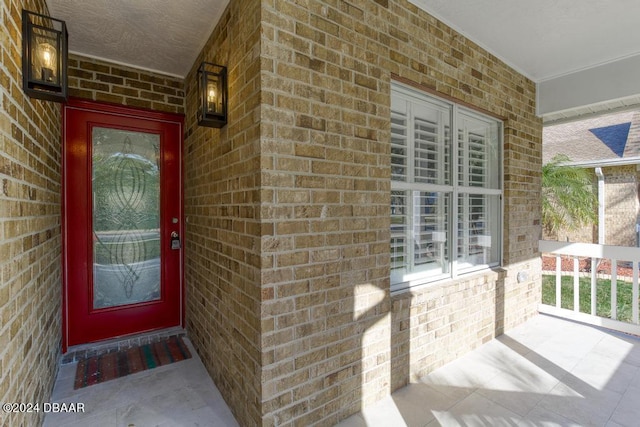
[44,336,238,427]
[337,314,640,427]
[45,315,640,426]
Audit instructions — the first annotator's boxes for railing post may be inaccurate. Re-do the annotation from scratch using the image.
[634,262,639,324]
[556,255,561,308]
[539,240,640,336]
[573,257,580,313]
[611,260,617,321]
[591,258,597,316]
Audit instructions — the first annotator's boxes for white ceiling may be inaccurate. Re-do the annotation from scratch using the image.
[411,0,640,82]
[46,0,229,77]
[46,0,640,119]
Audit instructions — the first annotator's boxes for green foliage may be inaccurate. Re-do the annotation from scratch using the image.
[542,154,597,234]
[541,274,633,322]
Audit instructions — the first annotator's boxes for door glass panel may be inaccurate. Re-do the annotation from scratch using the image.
[92,127,161,309]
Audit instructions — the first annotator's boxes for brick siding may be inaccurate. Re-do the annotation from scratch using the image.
[603,166,638,246]
[68,55,185,115]
[183,0,263,426]
[0,1,63,426]
[1,0,542,425]
[184,0,542,425]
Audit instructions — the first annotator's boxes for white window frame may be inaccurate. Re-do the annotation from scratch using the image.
[390,82,503,292]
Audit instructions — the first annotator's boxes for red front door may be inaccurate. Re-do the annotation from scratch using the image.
[62,99,183,348]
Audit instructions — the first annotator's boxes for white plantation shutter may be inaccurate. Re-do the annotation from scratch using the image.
[466,130,487,186]
[458,113,500,190]
[391,110,408,182]
[391,82,502,290]
[413,102,450,186]
[390,190,408,280]
[414,117,440,184]
[391,102,410,284]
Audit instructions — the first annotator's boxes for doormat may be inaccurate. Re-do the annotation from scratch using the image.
[74,335,191,389]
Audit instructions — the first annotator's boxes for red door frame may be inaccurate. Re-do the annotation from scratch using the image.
[62,98,184,350]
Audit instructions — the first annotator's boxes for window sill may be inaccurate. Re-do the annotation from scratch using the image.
[390,266,507,300]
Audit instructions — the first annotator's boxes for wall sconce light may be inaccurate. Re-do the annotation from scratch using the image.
[22,10,68,102]
[197,62,227,128]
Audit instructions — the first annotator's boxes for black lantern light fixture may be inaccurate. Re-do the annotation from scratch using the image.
[22,10,68,102]
[197,62,227,128]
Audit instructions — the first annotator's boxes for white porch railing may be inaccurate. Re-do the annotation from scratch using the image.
[539,240,640,336]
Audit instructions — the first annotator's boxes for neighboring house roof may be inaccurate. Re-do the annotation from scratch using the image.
[543,110,640,165]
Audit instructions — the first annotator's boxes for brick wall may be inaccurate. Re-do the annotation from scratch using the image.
[0,0,544,423]
[603,166,638,246]
[0,1,63,426]
[258,0,541,425]
[184,0,542,425]
[258,0,392,423]
[182,0,263,426]
[68,54,184,114]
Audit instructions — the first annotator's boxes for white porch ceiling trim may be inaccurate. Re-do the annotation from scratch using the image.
[47,0,640,122]
[409,0,640,122]
[538,54,640,122]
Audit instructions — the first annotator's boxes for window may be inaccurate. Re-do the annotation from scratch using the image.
[391,83,502,291]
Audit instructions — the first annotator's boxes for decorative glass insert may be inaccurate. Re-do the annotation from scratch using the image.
[92,127,161,309]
